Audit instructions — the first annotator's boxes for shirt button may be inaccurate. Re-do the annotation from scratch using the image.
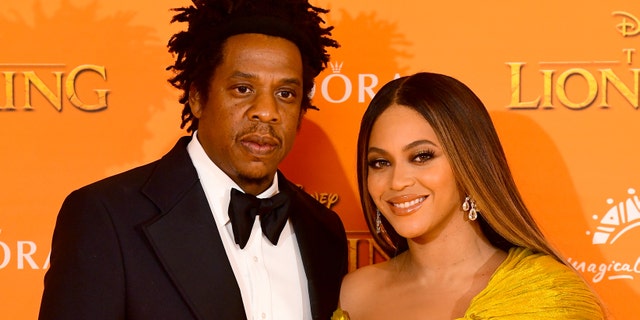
[253,256,258,262]
[261,312,266,319]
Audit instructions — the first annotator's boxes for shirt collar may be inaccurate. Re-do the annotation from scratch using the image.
[186,131,279,225]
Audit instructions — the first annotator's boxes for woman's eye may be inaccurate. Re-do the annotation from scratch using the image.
[368,159,389,169]
[413,151,435,163]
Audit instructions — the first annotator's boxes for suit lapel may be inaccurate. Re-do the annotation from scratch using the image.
[141,137,247,320]
[280,174,347,320]
[290,207,326,319]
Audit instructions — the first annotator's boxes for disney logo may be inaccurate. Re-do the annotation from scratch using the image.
[613,11,640,37]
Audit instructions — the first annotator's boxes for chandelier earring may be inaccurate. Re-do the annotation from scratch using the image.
[462,195,479,221]
[375,209,382,234]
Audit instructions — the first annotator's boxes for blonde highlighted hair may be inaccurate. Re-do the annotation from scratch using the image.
[357,72,558,259]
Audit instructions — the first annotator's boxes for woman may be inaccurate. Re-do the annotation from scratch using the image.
[333,72,605,319]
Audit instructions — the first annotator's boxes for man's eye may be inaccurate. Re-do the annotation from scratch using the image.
[234,86,252,94]
[277,90,296,99]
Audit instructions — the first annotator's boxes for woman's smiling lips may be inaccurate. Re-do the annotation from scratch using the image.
[387,195,427,215]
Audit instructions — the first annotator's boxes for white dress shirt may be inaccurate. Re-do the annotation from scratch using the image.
[187,132,311,320]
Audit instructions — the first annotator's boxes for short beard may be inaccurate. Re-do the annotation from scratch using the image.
[236,171,274,194]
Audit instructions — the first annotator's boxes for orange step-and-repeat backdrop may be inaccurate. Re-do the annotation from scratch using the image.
[1,0,638,318]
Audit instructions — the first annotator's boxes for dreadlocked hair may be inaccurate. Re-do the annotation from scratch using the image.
[166,0,339,132]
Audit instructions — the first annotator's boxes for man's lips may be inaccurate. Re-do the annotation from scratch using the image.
[240,134,280,156]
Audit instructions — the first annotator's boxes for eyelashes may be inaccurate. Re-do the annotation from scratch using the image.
[367,149,436,169]
[413,150,435,163]
[367,158,388,169]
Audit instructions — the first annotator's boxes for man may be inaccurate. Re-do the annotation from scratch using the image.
[38,1,347,319]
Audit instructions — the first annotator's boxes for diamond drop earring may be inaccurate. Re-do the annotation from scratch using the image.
[463,195,479,221]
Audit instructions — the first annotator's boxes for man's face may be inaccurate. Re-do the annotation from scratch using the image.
[190,33,304,195]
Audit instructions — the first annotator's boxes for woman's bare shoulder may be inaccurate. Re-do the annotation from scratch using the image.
[344,259,395,285]
[339,260,395,314]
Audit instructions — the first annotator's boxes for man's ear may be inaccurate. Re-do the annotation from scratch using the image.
[189,86,202,118]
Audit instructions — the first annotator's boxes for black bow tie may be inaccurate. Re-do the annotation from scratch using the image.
[228,188,291,249]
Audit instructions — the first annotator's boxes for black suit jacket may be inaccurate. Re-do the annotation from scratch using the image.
[39,136,348,320]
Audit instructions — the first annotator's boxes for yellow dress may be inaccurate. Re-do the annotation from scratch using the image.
[332,247,604,320]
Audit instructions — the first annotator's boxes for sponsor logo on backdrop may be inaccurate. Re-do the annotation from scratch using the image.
[296,184,340,210]
[613,11,640,37]
[567,188,640,283]
[508,10,640,110]
[0,60,392,112]
[590,188,640,245]
[312,61,400,104]
[0,63,109,112]
[309,192,339,209]
[0,229,49,270]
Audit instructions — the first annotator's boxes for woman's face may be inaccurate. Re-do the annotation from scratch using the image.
[366,104,465,242]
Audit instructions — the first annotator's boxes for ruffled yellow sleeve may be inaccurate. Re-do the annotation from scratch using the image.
[331,307,351,320]
[461,247,604,319]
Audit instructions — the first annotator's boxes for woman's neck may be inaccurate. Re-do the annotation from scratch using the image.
[394,221,506,281]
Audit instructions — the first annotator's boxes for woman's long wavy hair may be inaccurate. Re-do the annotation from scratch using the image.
[357,72,560,260]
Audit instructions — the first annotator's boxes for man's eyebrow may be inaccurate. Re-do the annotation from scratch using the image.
[230,71,302,86]
[230,71,256,79]
[281,78,302,86]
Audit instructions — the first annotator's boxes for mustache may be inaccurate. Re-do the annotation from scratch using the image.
[238,122,282,144]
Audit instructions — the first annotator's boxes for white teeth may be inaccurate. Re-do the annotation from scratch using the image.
[393,197,425,208]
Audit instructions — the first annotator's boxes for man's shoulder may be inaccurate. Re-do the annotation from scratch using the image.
[72,137,192,196]
[68,159,162,202]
